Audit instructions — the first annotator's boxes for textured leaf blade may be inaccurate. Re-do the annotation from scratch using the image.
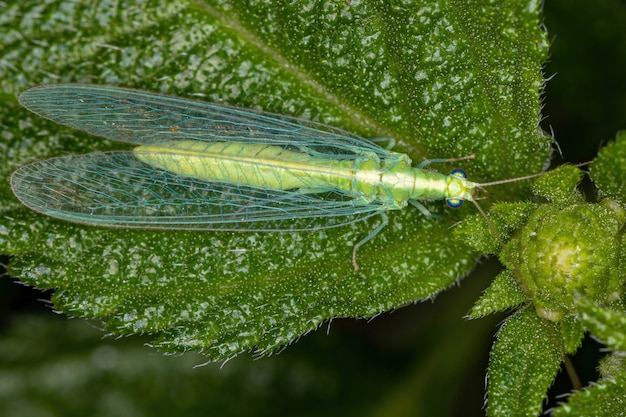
[487,308,563,417]
[1,0,549,358]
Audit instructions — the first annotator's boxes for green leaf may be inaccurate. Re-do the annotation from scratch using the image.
[599,353,626,379]
[1,1,549,358]
[530,163,585,204]
[557,314,585,354]
[552,373,626,417]
[455,201,538,259]
[468,270,525,318]
[487,307,563,417]
[590,131,626,204]
[577,297,626,351]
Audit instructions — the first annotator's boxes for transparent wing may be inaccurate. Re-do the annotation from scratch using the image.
[17,84,391,161]
[10,151,383,230]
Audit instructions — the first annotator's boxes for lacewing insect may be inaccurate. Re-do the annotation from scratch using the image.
[11,84,522,270]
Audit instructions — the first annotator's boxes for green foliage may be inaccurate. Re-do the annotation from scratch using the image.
[590,131,626,202]
[456,156,626,414]
[469,270,525,318]
[552,373,626,417]
[2,0,626,416]
[487,308,563,417]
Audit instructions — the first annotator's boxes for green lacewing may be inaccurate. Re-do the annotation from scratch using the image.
[11,84,488,270]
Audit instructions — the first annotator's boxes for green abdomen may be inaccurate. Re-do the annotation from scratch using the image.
[133,140,359,192]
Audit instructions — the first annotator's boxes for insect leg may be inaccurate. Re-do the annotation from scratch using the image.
[408,199,440,219]
[368,137,396,150]
[352,212,389,271]
[416,154,476,169]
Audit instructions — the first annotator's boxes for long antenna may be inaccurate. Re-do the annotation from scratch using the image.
[478,161,591,188]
